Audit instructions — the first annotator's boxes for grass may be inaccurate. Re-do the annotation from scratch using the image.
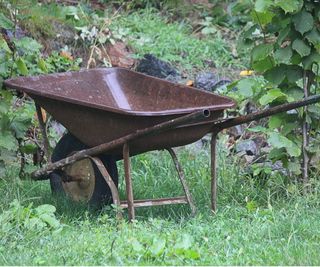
[111,9,244,74]
[1,3,319,265]
[1,142,320,265]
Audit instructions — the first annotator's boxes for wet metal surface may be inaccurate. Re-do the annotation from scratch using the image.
[5,67,235,155]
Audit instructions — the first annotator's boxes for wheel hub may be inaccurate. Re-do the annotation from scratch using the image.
[62,158,95,202]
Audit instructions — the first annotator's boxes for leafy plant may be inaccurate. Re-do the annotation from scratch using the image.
[233,0,320,182]
[0,7,81,176]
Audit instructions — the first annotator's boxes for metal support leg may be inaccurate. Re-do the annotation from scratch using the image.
[35,104,51,162]
[211,131,218,213]
[123,143,135,221]
[90,157,122,219]
[167,148,196,216]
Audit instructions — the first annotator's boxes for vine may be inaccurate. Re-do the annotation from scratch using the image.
[233,0,320,186]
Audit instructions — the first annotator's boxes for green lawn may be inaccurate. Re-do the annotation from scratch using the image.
[1,145,320,265]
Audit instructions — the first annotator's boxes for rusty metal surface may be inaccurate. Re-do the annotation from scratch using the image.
[167,148,196,216]
[120,196,188,208]
[5,68,235,156]
[123,143,135,221]
[32,110,209,179]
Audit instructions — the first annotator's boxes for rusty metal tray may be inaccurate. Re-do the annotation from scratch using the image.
[5,67,235,156]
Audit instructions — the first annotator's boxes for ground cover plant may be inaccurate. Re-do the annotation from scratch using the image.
[0,0,320,265]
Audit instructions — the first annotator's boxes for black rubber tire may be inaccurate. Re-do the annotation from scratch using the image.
[49,133,118,207]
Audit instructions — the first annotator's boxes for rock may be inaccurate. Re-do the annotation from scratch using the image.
[136,54,181,82]
[235,139,258,156]
[194,72,231,92]
[227,125,245,139]
[2,26,26,40]
[105,41,135,68]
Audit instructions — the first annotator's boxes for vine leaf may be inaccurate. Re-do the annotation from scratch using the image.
[255,0,273,12]
[236,78,260,97]
[305,28,320,52]
[251,44,274,72]
[252,11,274,26]
[302,51,320,70]
[0,132,17,151]
[251,44,273,61]
[293,10,314,35]
[268,132,301,157]
[275,0,303,13]
[292,39,311,57]
[274,46,292,64]
[259,88,287,105]
[264,66,286,85]
[285,65,303,83]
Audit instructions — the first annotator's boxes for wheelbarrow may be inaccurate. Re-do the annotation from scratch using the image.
[4,67,320,220]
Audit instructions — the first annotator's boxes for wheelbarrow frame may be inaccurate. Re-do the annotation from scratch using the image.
[33,95,320,220]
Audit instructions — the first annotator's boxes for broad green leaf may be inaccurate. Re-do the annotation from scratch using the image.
[269,115,283,129]
[0,13,14,30]
[39,213,60,228]
[20,143,37,154]
[291,52,302,65]
[305,28,320,53]
[268,147,287,161]
[251,44,273,62]
[255,0,273,12]
[150,238,166,256]
[236,78,257,97]
[10,117,31,139]
[285,86,304,100]
[0,132,17,151]
[286,143,301,157]
[259,88,287,105]
[252,56,274,72]
[287,161,301,175]
[268,132,301,157]
[264,66,286,85]
[252,10,274,26]
[274,46,292,64]
[65,6,80,20]
[302,51,320,70]
[275,0,303,13]
[36,204,56,215]
[292,39,311,57]
[283,122,298,135]
[0,101,9,114]
[16,58,28,75]
[293,10,314,35]
[285,65,303,83]
[305,28,320,45]
[277,27,291,45]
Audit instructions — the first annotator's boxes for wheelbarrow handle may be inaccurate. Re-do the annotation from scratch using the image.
[212,94,320,132]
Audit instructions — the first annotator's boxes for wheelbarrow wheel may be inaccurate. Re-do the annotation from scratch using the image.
[50,133,118,207]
